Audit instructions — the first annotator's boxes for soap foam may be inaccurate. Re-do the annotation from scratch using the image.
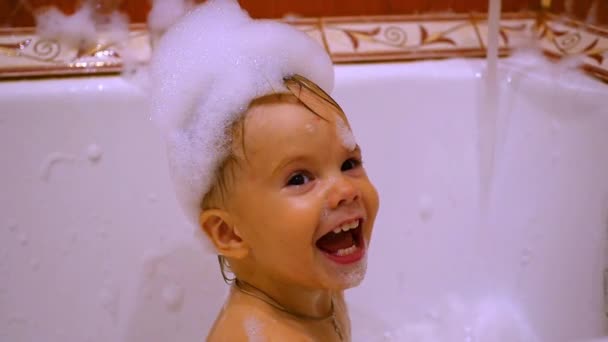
[35,6,97,47]
[149,0,334,241]
[336,117,357,151]
[338,254,367,288]
[35,4,130,50]
[386,295,539,342]
[148,0,195,37]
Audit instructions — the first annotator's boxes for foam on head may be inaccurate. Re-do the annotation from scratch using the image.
[147,0,195,37]
[336,118,357,151]
[148,0,334,243]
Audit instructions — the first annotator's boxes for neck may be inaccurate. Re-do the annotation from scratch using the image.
[235,272,335,318]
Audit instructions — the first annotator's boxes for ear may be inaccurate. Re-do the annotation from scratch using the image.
[199,209,249,259]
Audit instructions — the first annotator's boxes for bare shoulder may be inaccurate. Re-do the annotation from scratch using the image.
[207,299,311,342]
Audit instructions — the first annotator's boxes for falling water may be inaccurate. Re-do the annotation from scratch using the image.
[474,0,503,285]
[478,0,501,218]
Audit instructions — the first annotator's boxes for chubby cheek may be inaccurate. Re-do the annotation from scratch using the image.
[279,197,320,237]
[261,196,321,252]
[361,179,380,240]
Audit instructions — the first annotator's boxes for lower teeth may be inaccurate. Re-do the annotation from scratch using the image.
[336,245,357,256]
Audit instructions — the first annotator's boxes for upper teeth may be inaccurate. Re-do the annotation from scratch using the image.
[332,220,359,234]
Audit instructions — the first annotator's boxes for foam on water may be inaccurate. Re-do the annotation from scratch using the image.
[149,0,334,236]
[385,296,539,342]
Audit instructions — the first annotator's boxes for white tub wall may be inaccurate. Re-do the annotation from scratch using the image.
[332,62,482,333]
[334,60,608,341]
[1,59,607,342]
[0,79,226,342]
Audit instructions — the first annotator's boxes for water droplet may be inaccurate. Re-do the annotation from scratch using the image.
[425,309,440,321]
[55,328,65,338]
[30,258,40,271]
[17,232,28,246]
[162,283,184,312]
[418,195,434,221]
[464,325,474,342]
[7,314,27,326]
[475,72,483,79]
[550,119,561,134]
[550,151,561,164]
[99,287,119,320]
[97,228,108,239]
[69,230,79,244]
[395,272,407,291]
[521,247,532,266]
[6,219,18,232]
[86,144,103,163]
[143,286,153,299]
[39,152,77,181]
[147,193,158,203]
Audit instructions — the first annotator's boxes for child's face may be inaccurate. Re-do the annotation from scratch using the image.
[226,94,379,290]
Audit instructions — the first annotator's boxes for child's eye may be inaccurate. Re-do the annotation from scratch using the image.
[286,172,311,186]
[341,158,361,171]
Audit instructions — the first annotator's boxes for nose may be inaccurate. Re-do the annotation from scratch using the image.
[327,175,360,209]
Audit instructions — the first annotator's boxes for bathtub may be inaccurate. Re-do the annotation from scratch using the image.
[1,57,607,342]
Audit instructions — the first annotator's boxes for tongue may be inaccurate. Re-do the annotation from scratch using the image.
[316,231,354,254]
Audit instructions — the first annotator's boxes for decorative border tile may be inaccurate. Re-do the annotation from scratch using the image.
[318,13,531,62]
[536,14,608,81]
[0,24,150,78]
[0,13,607,83]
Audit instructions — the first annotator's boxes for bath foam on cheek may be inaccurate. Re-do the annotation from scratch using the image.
[338,255,367,288]
[148,0,335,249]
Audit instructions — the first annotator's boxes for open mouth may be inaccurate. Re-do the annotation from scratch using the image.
[315,219,365,264]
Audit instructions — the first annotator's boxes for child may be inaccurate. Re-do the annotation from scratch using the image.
[149,1,379,340]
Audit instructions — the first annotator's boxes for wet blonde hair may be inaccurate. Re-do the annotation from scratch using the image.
[203,74,347,283]
[201,74,345,211]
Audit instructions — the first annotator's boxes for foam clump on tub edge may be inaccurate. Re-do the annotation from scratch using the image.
[148,0,334,250]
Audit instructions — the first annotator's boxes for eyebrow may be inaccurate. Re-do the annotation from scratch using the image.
[272,155,313,177]
[272,144,363,178]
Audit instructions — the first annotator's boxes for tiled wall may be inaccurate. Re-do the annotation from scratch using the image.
[0,0,606,82]
[549,0,608,25]
[2,0,540,27]
[2,1,607,27]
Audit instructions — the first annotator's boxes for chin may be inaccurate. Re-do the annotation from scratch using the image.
[328,257,368,290]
